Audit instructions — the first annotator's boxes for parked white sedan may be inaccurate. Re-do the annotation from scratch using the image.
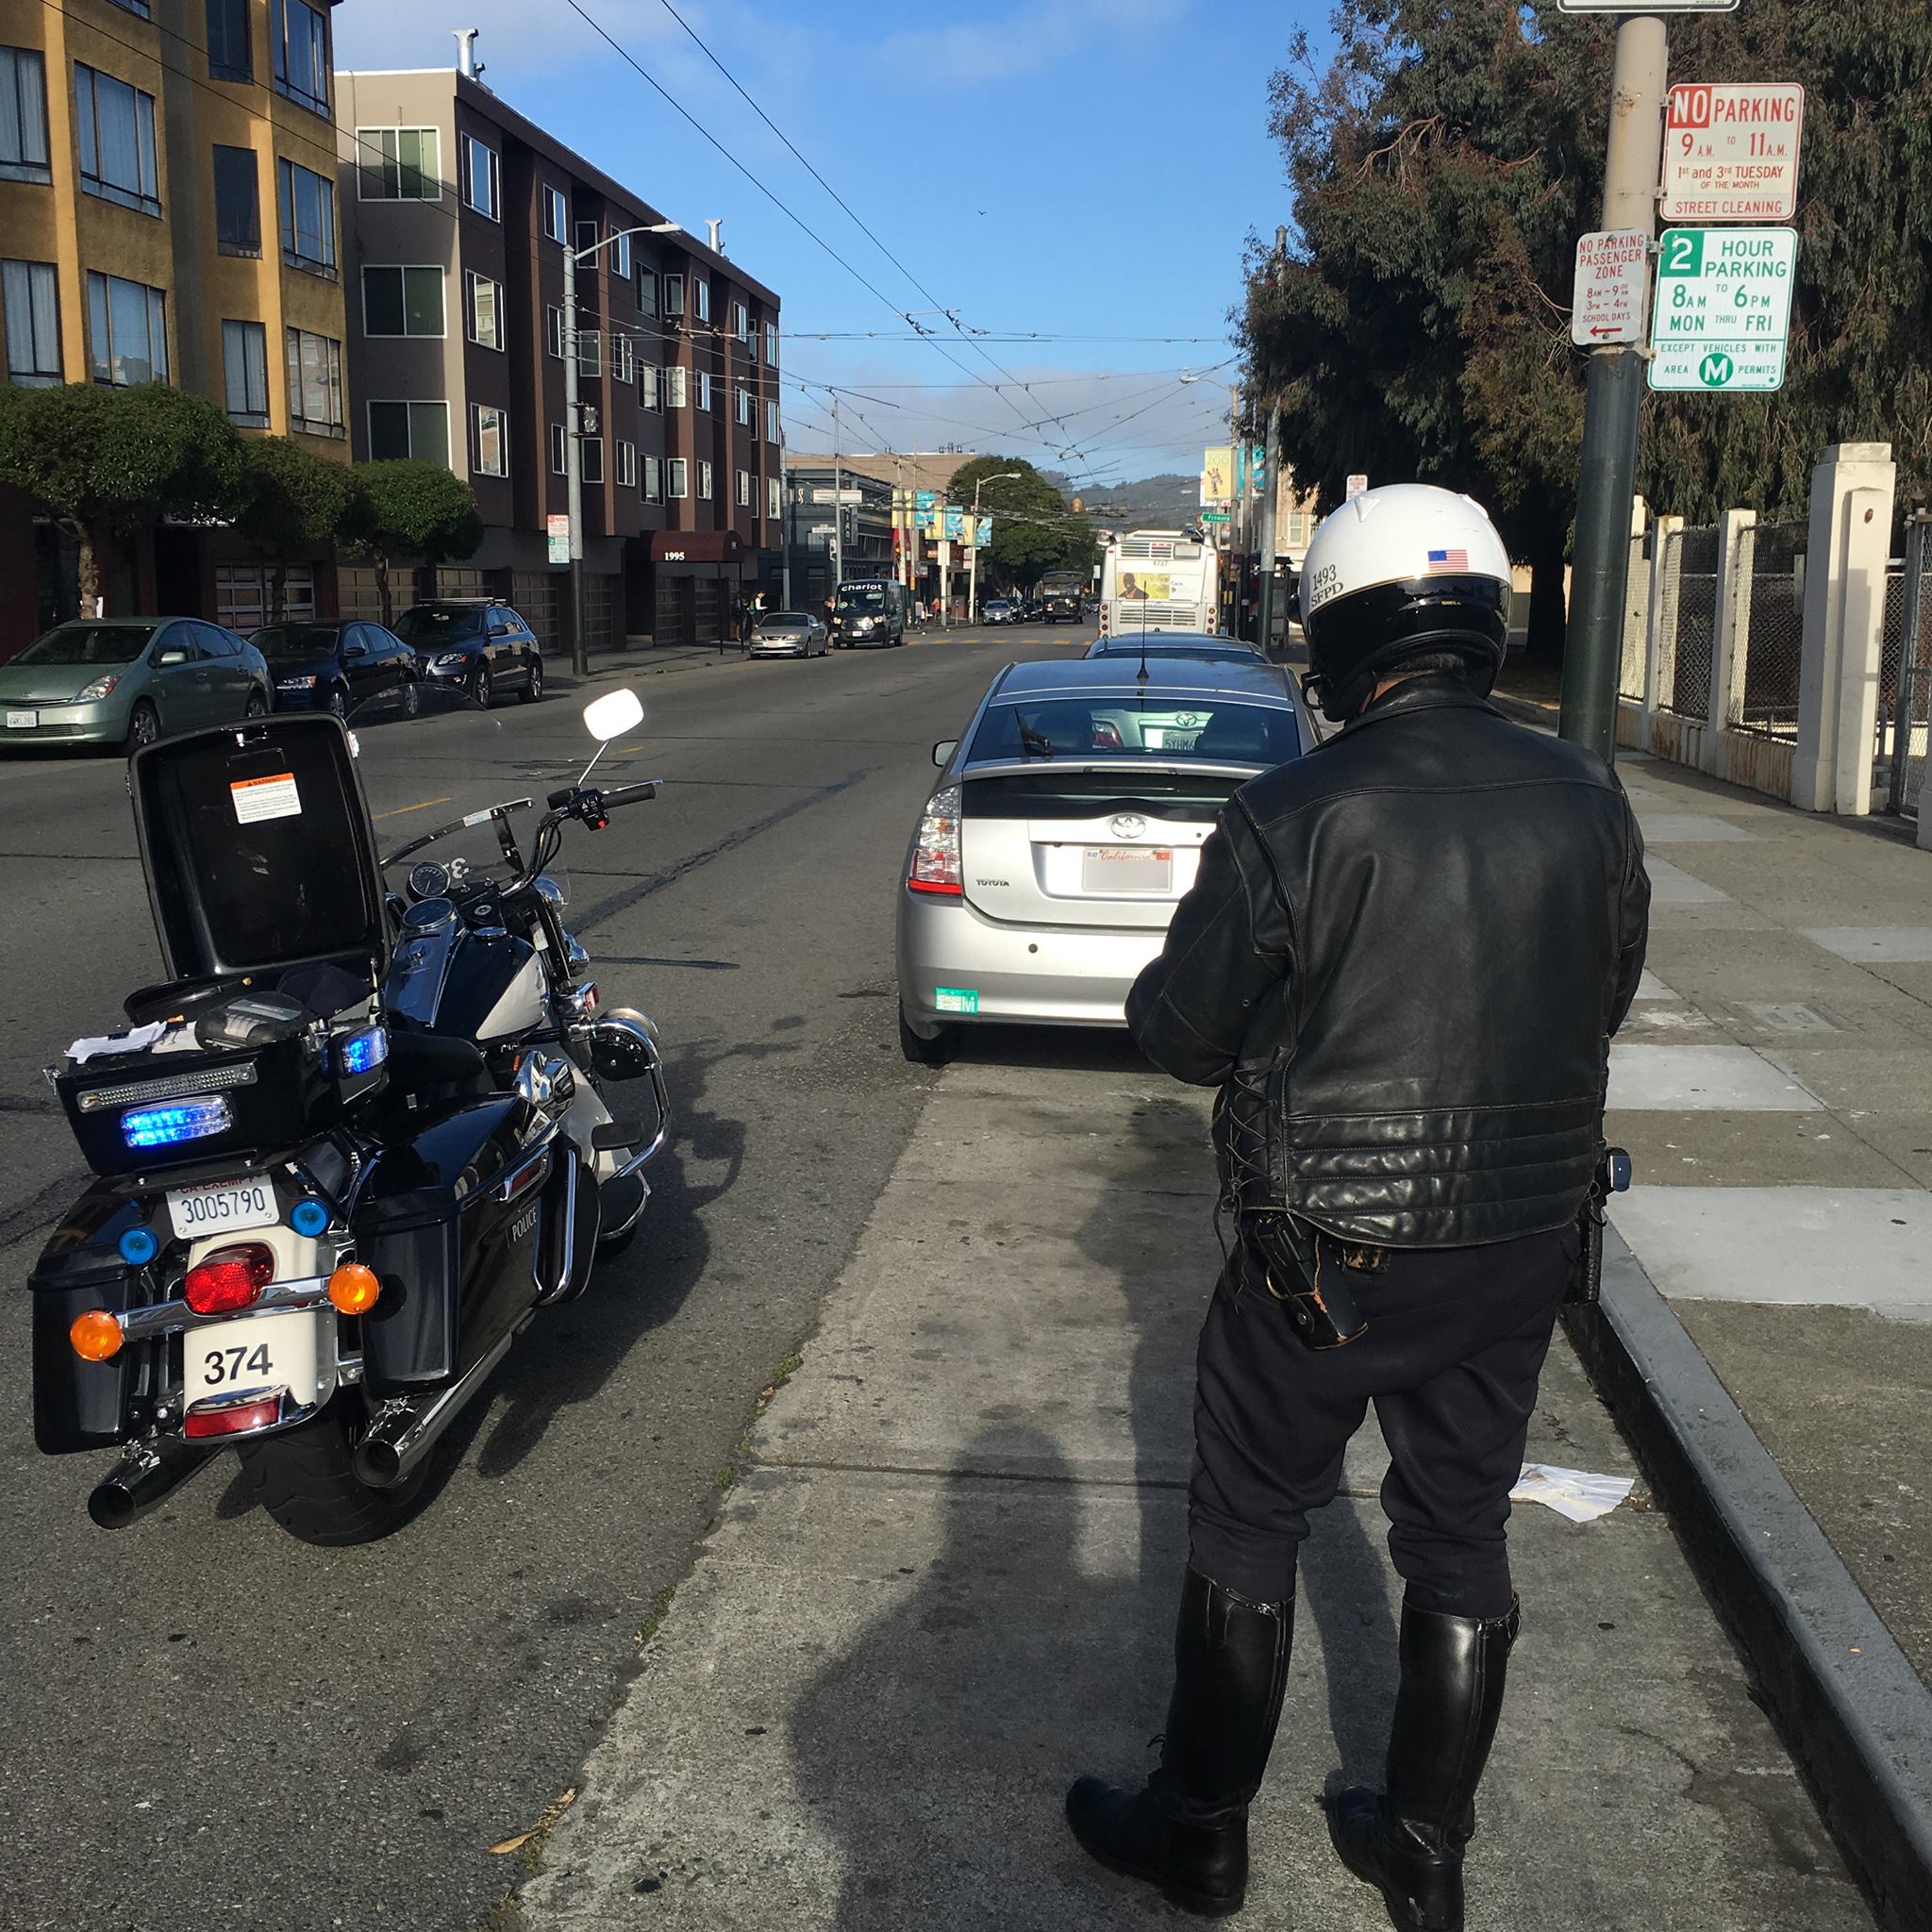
[895,656,1314,1060]
[747,611,829,658]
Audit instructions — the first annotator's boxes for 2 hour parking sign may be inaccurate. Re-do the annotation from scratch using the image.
[1647,226,1797,392]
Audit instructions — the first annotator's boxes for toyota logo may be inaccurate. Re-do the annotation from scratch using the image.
[1109,814,1147,841]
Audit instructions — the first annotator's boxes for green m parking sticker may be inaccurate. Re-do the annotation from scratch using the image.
[934,987,979,1014]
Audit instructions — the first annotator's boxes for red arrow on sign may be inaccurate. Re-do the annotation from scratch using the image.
[1590,324,1626,338]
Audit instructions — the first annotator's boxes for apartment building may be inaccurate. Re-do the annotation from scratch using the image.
[335,50,783,650]
[780,458,893,612]
[0,0,352,653]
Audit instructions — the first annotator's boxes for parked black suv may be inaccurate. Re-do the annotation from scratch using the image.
[394,600,543,707]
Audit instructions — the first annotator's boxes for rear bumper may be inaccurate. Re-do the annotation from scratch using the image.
[895,889,1165,1030]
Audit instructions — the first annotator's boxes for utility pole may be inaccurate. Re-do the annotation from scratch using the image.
[1254,225,1287,658]
[968,470,1022,631]
[831,392,842,591]
[1559,17,1668,759]
[563,242,588,676]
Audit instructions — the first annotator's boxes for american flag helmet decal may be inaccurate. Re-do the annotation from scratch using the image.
[1425,547,1471,573]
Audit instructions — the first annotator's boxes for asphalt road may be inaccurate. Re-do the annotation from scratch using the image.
[0,625,1082,1932]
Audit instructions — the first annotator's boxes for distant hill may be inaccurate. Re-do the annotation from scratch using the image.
[1041,470,1201,532]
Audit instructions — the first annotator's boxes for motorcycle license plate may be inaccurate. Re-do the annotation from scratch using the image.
[187,1309,324,1410]
[168,1176,277,1241]
[1082,846,1173,893]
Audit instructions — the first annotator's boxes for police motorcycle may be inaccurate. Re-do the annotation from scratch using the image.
[28,685,669,1543]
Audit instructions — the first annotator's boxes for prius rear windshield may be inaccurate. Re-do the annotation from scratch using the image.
[968,696,1297,768]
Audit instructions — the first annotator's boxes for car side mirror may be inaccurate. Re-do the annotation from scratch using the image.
[583,687,644,741]
[342,640,367,658]
[153,646,191,668]
[932,739,957,768]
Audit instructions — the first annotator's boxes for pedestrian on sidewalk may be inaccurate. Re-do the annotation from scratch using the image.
[1067,484,1651,1928]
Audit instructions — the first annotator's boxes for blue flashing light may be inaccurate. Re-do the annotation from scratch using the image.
[336,1025,390,1078]
[121,1096,233,1150]
[290,1198,330,1238]
[118,1224,159,1266]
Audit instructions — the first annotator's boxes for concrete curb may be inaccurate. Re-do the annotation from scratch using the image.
[1491,691,1560,729]
[552,648,742,694]
[1568,1227,1932,1930]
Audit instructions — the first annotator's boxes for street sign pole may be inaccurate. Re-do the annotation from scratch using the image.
[1559,14,1669,762]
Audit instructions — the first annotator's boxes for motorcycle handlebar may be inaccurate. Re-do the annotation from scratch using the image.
[597,780,658,808]
[543,780,660,811]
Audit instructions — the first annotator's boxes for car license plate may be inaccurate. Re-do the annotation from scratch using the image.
[187,1308,321,1409]
[1082,845,1173,893]
[168,1175,277,1241]
[6,709,35,729]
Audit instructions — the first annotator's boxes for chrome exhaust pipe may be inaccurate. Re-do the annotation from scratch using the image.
[351,1332,516,1490]
[88,1437,221,1529]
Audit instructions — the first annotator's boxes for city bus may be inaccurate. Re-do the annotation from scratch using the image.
[1099,531,1220,637]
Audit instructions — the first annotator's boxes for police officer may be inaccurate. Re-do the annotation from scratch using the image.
[1066,485,1651,1928]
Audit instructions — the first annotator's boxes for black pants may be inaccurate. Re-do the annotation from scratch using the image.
[1188,1223,1575,1620]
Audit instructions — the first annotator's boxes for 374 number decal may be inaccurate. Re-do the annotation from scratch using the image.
[203,1342,272,1386]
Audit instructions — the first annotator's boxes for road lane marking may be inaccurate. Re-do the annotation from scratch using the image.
[373,795,452,821]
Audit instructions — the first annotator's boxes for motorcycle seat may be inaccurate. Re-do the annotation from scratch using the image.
[387,1030,493,1100]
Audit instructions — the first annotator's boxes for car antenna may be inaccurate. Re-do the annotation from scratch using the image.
[1137,600,1150,685]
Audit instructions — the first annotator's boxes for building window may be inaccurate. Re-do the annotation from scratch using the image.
[698,459,712,500]
[735,469,751,508]
[640,363,659,411]
[616,441,636,489]
[221,319,268,425]
[575,219,598,258]
[549,423,566,475]
[542,183,566,242]
[692,278,709,324]
[271,0,329,116]
[664,274,684,319]
[87,273,166,386]
[694,370,711,412]
[276,158,336,276]
[2,260,60,385]
[207,0,251,82]
[767,475,781,522]
[368,399,450,467]
[0,47,51,184]
[667,457,688,498]
[578,435,603,484]
[666,365,687,409]
[358,125,439,200]
[576,325,600,380]
[642,454,662,504]
[764,321,778,367]
[473,404,508,477]
[544,304,564,359]
[362,265,444,338]
[467,272,501,350]
[109,0,152,18]
[608,229,632,278]
[637,270,658,318]
[75,65,160,216]
[610,331,634,385]
[734,385,751,427]
[766,397,780,443]
[731,301,747,341]
[211,144,259,255]
[284,326,342,434]
[463,135,498,220]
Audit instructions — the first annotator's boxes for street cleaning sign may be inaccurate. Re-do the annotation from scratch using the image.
[1661,83,1804,222]
[1571,229,1650,346]
[1648,226,1797,392]
[1558,0,1736,12]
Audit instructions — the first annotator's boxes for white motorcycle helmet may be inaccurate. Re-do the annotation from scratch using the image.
[1296,484,1512,722]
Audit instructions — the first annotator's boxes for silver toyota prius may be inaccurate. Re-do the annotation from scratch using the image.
[895,656,1314,1059]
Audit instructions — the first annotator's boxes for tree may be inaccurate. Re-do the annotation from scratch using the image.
[0,382,247,614]
[341,460,483,624]
[946,457,1096,591]
[1243,0,1932,659]
[234,436,357,622]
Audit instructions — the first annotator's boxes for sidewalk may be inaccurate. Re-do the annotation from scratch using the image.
[519,1058,1871,1930]
[553,640,750,693]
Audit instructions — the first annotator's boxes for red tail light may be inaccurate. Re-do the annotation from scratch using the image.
[185,1394,283,1439]
[183,1242,275,1316]
[908,783,964,896]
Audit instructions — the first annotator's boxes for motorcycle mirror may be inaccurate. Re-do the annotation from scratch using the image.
[583,688,643,741]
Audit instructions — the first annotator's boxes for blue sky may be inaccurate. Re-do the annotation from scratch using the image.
[335,0,1318,486]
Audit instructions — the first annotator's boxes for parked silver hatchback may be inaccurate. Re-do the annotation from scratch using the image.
[895,657,1314,1059]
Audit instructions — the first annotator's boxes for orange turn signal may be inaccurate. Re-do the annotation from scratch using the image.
[70,1309,125,1361]
[326,1262,381,1315]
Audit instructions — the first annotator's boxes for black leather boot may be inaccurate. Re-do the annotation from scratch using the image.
[1326,1596,1520,1932]
[1067,1565,1292,1917]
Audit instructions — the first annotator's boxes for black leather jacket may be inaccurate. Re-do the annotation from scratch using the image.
[1126,675,1651,1247]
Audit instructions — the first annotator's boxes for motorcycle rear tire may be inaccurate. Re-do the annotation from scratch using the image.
[236,1398,432,1546]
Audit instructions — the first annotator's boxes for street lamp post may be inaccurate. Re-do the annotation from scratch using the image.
[967,471,1022,627]
[563,220,682,675]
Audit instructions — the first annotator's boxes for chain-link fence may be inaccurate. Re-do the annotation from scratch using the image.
[1884,515,1931,815]
[1657,524,1719,719]
[1736,520,1807,741]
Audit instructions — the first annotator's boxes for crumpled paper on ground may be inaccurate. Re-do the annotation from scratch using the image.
[1510,1462,1635,1524]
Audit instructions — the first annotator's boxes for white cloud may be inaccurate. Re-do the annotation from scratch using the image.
[873,0,1187,86]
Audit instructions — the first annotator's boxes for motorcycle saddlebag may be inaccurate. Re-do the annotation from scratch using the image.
[352,1093,550,1395]
[29,1182,163,1453]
